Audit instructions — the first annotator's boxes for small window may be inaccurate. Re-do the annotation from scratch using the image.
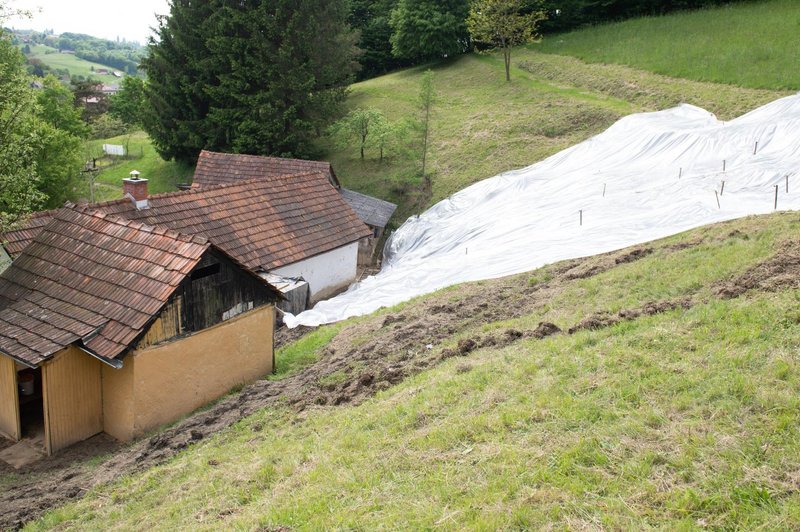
[191,263,220,280]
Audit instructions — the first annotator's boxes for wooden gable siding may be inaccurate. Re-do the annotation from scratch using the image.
[43,346,102,455]
[0,355,20,441]
[137,249,276,350]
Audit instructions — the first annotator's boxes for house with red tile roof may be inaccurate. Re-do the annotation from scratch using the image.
[0,209,280,456]
[192,151,397,252]
[4,168,372,310]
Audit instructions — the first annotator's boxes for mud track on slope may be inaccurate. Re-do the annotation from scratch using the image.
[10,234,796,530]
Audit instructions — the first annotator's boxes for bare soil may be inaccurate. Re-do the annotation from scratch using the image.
[714,239,800,298]
[2,232,798,530]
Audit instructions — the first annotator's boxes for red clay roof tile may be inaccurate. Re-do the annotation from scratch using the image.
[0,209,209,366]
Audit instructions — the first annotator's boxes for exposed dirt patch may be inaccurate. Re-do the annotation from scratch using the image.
[663,239,703,252]
[615,247,653,265]
[531,322,561,339]
[274,324,315,350]
[568,298,692,334]
[714,240,800,299]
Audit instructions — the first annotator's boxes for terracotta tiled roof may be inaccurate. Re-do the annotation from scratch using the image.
[0,209,209,366]
[102,174,371,270]
[3,208,61,257]
[191,150,397,229]
[192,150,340,188]
[2,173,371,272]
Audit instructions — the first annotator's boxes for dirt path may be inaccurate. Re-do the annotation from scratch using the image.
[3,233,796,530]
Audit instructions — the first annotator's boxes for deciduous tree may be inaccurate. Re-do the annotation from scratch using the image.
[418,69,436,184]
[0,4,85,226]
[468,0,546,81]
[109,76,146,128]
[330,108,388,160]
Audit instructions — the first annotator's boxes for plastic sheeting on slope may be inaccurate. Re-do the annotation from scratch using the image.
[284,94,800,328]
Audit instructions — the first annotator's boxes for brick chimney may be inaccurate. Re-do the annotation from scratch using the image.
[123,170,149,210]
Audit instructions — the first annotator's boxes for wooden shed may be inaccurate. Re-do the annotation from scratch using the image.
[0,209,280,455]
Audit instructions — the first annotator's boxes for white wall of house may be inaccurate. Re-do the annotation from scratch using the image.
[272,242,359,304]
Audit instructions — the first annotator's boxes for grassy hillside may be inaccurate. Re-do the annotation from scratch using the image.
[23,44,121,83]
[77,0,796,220]
[6,5,800,526]
[78,131,194,203]
[27,212,800,529]
[324,50,784,224]
[536,0,800,90]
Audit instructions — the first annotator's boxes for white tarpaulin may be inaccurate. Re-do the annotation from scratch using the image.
[285,94,800,328]
[103,144,125,156]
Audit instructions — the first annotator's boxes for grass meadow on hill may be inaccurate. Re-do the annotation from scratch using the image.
[536,0,800,90]
[29,212,800,529]
[79,131,194,203]
[23,44,122,83]
[85,0,796,219]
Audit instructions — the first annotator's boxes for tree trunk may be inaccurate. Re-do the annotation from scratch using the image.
[504,47,511,82]
[421,106,430,183]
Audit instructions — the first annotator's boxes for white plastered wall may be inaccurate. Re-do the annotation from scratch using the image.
[272,242,358,303]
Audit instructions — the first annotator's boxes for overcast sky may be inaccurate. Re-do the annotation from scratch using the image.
[6,0,169,44]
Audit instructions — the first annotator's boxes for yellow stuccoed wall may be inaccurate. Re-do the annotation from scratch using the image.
[43,346,103,454]
[119,305,274,438]
[0,354,20,441]
[102,359,135,442]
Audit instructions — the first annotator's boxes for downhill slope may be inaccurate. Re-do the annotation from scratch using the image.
[23,44,122,83]
[24,211,800,530]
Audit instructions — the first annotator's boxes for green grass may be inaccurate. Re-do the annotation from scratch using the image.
[27,212,800,530]
[324,47,784,224]
[270,324,345,380]
[23,44,122,83]
[536,0,800,90]
[79,131,194,203]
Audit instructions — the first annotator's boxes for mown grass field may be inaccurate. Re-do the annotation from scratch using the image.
[23,44,121,83]
[536,0,800,90]
[29,212,800,529]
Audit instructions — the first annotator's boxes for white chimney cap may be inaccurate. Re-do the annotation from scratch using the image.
[129,170,141,179]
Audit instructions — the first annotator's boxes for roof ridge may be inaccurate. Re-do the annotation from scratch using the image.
[199,149,332,167]
[70,204,209,246]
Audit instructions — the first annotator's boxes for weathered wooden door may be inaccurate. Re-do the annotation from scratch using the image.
[43,348,102,455]
[0,355,21,441]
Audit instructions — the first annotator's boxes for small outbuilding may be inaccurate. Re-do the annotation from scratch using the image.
[0,209,280,455]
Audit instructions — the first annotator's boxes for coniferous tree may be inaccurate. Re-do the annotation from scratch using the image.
[350,0,410,79]
[389,0,470,62]
[142,0,359,164]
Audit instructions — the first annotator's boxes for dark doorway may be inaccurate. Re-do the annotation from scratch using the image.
[17,368,44,442]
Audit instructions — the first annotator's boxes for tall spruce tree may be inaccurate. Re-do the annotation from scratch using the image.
[142,0,359,164]
[389,0,470,62]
